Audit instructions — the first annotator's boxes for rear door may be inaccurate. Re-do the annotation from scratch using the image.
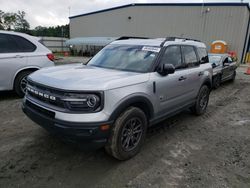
[180,45,203,101]
[0,33,28,91]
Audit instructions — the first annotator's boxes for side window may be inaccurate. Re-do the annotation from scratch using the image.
[182,46,199,67]
[10,35,36,52]
[0,34,19,53]
[160,46,182,68]
[223,57,228,64]
[197,47,209,64]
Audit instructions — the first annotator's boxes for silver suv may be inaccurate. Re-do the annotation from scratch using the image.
[22,37,212,160]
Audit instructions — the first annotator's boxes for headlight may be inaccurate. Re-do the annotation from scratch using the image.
[62,93,103,112]
[87,95,99,107]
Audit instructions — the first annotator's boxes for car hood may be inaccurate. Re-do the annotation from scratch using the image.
[28,64,149,91]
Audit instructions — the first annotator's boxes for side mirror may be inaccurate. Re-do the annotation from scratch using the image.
[201,56,209,64]
[212,63,217,68]
[157,64,175,76]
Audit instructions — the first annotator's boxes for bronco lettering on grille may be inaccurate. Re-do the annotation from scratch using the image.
[27,86,56,101]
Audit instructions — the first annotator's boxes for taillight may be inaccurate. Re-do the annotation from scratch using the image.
[47,53,55,61]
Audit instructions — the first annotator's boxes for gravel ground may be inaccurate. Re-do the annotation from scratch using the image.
[0,63,250,188]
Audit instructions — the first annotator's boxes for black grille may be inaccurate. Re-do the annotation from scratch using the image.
[26,100,55,118]
[27,80,65,109]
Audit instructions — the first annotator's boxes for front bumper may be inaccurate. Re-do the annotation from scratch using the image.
[22,99,113,150]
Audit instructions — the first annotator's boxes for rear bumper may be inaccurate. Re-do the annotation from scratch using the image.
[22,100,113,150]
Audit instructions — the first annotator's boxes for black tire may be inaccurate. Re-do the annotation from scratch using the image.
[105,107,147,160]
[229,71,236,82]
[191,85,210,116]
[14,71,33,97]
[212,74,221,89]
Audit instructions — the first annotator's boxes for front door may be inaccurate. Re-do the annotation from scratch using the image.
[150,45,190,117]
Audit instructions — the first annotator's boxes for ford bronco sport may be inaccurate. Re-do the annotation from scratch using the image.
[22,37,212,160]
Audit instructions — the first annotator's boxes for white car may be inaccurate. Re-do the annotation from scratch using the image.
[0,30,55,97]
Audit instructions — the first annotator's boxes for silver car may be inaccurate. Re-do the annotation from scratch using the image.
[0,31,55,97]
[209,53,237,89]
[23,37,212,160]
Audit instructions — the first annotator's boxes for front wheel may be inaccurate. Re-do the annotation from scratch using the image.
[191,85,210,116]
[105,107,147,160]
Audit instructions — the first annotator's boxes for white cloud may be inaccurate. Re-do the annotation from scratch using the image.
[0,0,249,28]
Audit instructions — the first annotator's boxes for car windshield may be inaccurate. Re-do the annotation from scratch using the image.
[87,44,160,73]
[209,55,222,65]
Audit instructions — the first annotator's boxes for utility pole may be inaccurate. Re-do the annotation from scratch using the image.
[68,6,71,17]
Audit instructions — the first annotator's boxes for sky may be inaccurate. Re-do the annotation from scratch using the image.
[0,0,249,28]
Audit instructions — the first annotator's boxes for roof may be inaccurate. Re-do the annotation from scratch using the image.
[0,30,40,41]
[69,2,250,19]
[66,37,206,48]
[112,38,164,46]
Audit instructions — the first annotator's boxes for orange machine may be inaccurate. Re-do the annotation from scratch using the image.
[210,40,228,54]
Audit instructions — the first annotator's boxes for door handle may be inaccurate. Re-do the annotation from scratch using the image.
[198,72,204,76]
[14,55,24,58]
[178,76,187,81]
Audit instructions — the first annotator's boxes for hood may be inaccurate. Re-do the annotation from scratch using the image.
[28,64,149,91]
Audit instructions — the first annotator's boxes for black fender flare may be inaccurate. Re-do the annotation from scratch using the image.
[108,96,154,122]
[202,78,212,90]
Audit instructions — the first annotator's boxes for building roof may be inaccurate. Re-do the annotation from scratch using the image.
[69,2,250,19]
[65,37,118,46]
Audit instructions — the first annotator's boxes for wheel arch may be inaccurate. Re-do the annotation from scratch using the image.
[202,78,212,91]
[108,96,154,123]
[12,66,40,89]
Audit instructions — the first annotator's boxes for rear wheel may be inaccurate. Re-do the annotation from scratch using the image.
[14,71,33,97]
[191,85,210,115]
[105,107,147,160]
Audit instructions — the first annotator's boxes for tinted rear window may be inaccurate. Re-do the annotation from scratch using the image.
[0,33,36,53]
[0,34,19,53]
[11,35,36,52]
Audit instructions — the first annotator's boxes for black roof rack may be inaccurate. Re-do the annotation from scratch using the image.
[116,36,150,40]
[160,37,201,47]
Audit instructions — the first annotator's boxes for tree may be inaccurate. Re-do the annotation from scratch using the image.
[14,11,30,32]
[31,24,69,37]
[0,10,4,29]
[0,9,69,37]
[2,12,16,30]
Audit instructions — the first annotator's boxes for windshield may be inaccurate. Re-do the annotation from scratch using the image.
[87,44,160,73]
[209,55,222,66]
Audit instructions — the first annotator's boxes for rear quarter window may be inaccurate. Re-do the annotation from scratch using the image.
[11,35,37,52]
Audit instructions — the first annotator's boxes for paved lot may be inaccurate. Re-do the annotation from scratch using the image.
[0,64,250,188]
